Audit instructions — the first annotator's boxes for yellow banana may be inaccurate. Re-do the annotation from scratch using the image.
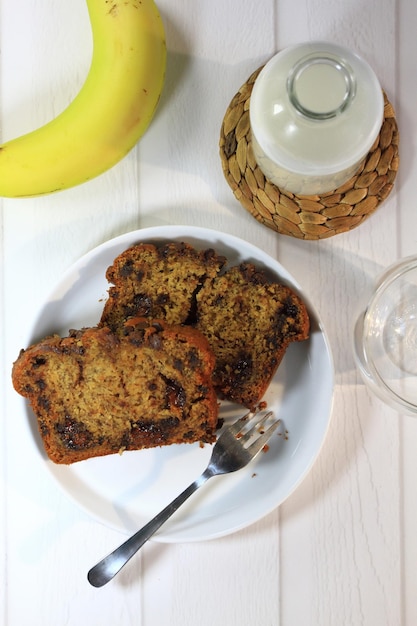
[0,0,166,197]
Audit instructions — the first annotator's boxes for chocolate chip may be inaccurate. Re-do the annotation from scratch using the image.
[161,375,186,409]
[188,348,202,369]
[32,356,47,368]
[119,260,134,277]
[231,355,253,387]
[155,293,169,305]
[124,293,152,317]
[55,416,94,450]
[130,417,180,442]
[282,299,300,321]
[173,358,184,372]
[37,395,51,411]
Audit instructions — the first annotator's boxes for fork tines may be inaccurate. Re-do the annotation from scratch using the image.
[229,409,280,446]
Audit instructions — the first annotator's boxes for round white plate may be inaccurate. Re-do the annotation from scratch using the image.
[25,226,334,541]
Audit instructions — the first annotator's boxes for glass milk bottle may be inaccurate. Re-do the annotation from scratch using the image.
[250,42,384,196]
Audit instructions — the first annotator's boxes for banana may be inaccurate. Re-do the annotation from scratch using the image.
[0,0,166,197]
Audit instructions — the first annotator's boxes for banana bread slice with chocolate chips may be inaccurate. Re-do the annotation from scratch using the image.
[195,263,310,409]
[100,241,226,331]
[12,319,218,464]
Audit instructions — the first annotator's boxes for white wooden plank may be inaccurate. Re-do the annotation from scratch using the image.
[397,1,417,625]
[160,514,280,626]
[282,388,401,626]
[275,1,402,625]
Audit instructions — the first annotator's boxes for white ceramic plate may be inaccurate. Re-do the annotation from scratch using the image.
[25,226,334,541]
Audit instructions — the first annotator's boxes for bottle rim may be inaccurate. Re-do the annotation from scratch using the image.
[287,54,357,120]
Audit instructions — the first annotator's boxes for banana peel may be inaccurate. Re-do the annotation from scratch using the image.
[0,0,166,197]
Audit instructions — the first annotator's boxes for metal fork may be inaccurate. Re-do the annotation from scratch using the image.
[87,409,280,587]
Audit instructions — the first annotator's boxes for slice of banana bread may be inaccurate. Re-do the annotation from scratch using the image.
[100,241,226,331]
[12,319,218,464]
[195,263,310,409]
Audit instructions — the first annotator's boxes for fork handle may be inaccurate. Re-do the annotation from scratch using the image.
[87,469,211,587]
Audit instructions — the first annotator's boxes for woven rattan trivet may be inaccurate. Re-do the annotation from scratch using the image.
[220,67,399,240]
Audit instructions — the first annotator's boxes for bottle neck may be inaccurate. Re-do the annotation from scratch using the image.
[287,54,356,120]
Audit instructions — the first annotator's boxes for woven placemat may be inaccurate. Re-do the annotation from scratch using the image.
[220,67,399,240]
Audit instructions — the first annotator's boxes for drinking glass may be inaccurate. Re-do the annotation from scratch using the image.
[354,256,417,415]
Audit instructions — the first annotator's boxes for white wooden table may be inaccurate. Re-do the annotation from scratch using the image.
[1,1,416,624]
